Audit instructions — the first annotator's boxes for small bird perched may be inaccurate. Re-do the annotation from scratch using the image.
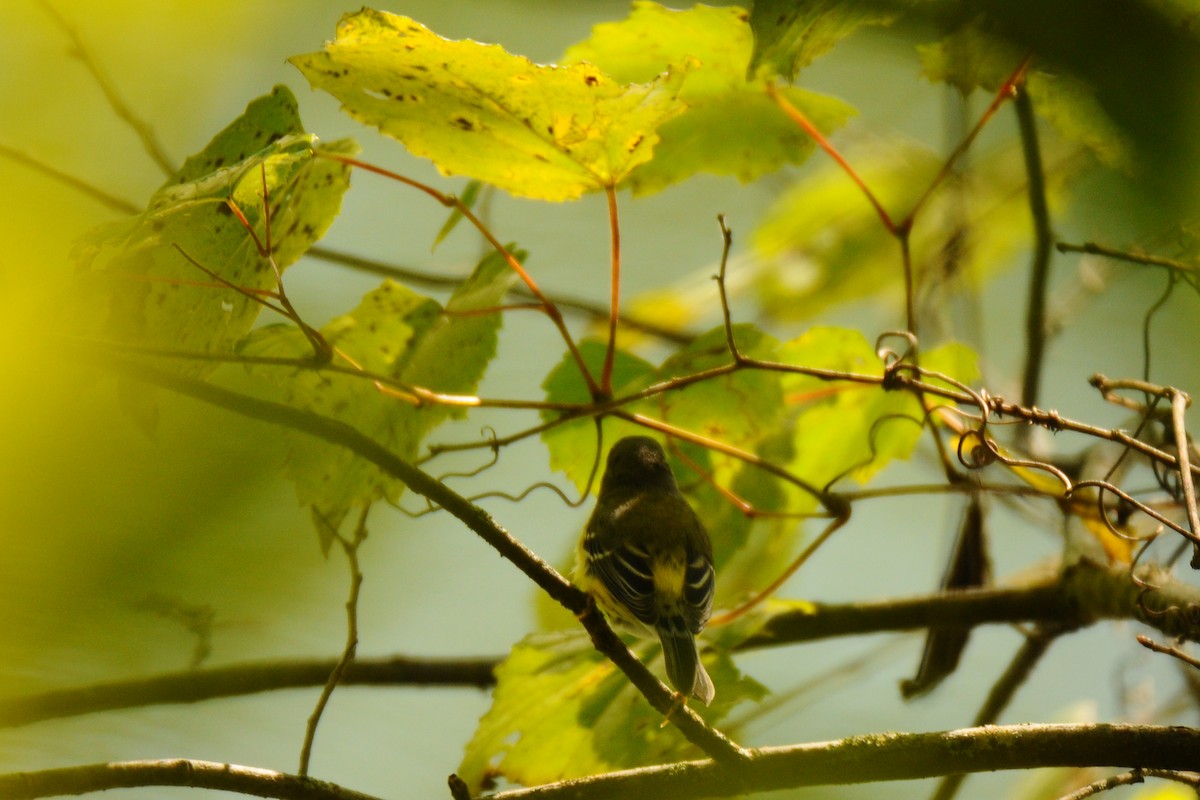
[575,436,716,705]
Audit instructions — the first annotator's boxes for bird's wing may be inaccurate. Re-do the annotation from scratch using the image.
[683,546,715,632]
[583,520,658,626]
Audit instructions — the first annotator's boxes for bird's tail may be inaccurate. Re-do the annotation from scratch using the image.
[657,615,715,706]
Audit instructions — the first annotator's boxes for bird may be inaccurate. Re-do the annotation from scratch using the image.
[575,435,716,705]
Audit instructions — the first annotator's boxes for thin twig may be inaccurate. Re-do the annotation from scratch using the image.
[41,2,176,176]
[298,507,369,777]
[600,184,621,394]
[306,246,696,344]
[1015,84,1054,427]
[0,143,140,213]
[1057,241,1200,277]
[1137,634,1200,670]
[1170,390,1200,566]
[1055,768,1200,800]
[322,154,602,400]
[765,82,896,234]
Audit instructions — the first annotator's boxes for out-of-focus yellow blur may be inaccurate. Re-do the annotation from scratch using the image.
[0,0,336,696]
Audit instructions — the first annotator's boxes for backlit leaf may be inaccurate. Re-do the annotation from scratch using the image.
[457,631,765,792]
[291,8,686,201]
[76,86,355,377]
[564,2,854,194]
[244,248,518,544]
[918,25,1132,170]
[749,0,902,81]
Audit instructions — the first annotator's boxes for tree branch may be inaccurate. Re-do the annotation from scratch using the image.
[0,758,382,800]
[737,560,1200,650]
[481,724,1200,800]
[1015,84,1055,426]
[8,559,1197,729]
[6,726,1200,799]
[0,655,499,729]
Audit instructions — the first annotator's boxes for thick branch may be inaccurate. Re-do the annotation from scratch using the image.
[7,726,1200,799]
[738,560,1200,650]
[483,724,1200,800]
[10,560,1200,728]
[0,656,499,729]
[0,758,382,800]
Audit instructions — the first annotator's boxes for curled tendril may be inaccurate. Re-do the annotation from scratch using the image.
[1073,479,1199,544]
[956,429,998,470]
[822,411,926,493]
[875,330,917,388]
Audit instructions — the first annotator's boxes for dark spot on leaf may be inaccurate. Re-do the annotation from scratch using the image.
[216,203,234,217]
[213,156,225,168]
[412,64,429,72]
[454,117,475,131]
[268,132,285,144]
[534,153,549,162]
[584,74,599,86]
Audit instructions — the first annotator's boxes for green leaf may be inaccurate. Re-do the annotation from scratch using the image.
[749,138,1068,320]
[431,179,483,250]
[399,246,521,430]
[244,249,518,544]
[563,2,855,194]
[76,86,355,377]
[751,143,942,319]
[290,8,686,201]
[243,281,440,543]
[749,0,902,81]
[457,631,766,792]
[918,25,1132,170]
[656,324,783,447]
[777,328,979,489]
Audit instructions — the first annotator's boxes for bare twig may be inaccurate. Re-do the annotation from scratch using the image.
[1055,768,1200,800]
[1170,390,1200,566]
[1015,84,1054,427]
[298,507,369,777]
[600,184,621,394]
[306,246,697,344]
[1137,634,1200,670]
[41,3,176,176]
[0,143,140,213]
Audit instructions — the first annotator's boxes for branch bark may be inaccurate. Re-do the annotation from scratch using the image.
[0,656,499,729]
[8,725,1199,800]
[8,559,1198,729]
[483,724,1200,800]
